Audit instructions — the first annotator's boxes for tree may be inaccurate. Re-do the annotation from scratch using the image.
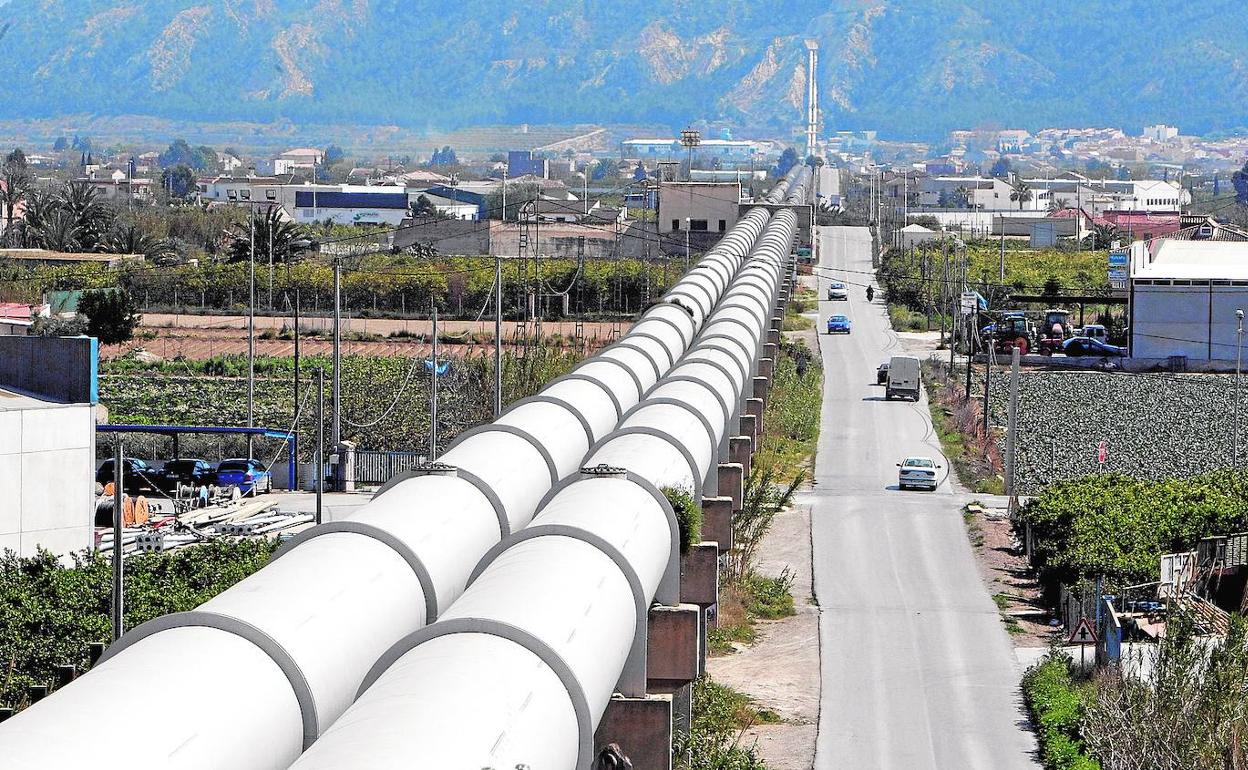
[1010,182,1033,210]
[52,136,69,152]
[952,186,971,209]
[102,223,180,264]
[5,148,27,170]
[1232,162,1248,206]
[323,144,345,166]
[430,146,458,166]
[160,139,217,172]
[160,164,197,199]
[990,157,1013,177]
[937,189,951,208]
[776,147,799,178]
[1041,276,1063,301]
[77,289,141,345]
[1083,223,1120,250]
[227,208,312,264]
[483,181,540,221]
[58,181,114,249]
[591,158,616,181]
[0,155,32,243]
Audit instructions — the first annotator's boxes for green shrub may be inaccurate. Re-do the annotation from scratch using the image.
[673,677,770,770]
[663,487,702,554]
[1021,655,1100,770]
[745,570,795,619]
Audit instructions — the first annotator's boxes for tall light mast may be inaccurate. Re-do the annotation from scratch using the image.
[804,39,820,158]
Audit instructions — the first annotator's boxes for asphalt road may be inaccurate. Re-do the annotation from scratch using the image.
[809,226,1037,770]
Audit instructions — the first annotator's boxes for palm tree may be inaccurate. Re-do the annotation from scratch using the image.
[102,223,180,264]
[37,209,84,252]
[0,162,32,245]
[228,207,310,264]
[57,181,114,250]
[1010,182,1033,211]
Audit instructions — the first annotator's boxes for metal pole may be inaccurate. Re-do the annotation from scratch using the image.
[1005,347,1021,499]
[268,212,274,310]
[430,303,439,460]
[293,286,300,419]
[315,367,324,524]
[999,221,1005,283]
[965,310,974,400]
[983,347,992,437]
[685,226,690,273]
[332,254,341,447]
[247,203,255,459]
[494,255,503,417]
[1237,310,1244,468]
[111,441,124,642]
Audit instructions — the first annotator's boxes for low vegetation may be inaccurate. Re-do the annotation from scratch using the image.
[674,677,776,770]
[1019,470,1248,593]
[0,539,278,710]
[1021,654,1100,770]
[753,339,822,482]
[922,360,1004,494]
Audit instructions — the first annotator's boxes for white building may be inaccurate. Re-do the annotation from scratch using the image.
[657,181,742,236]
[1128,230,1248,360]
[1143,124,1180,142]
[276,184,413,226]
[274,147,324,173]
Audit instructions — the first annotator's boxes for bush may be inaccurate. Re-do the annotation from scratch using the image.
[1021,654,1100,770]
[663,487,702,554]
[673,677,770,770]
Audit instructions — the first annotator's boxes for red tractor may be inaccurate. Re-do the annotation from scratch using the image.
[1036,309,1073,356]
[988,314,1035,356]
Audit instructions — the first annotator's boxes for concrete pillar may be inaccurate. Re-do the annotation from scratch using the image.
[763,342,779,366]
[595,694,673,770]
[717,463,743,512]
[729,435,752,477]
[745,397,765,441]
[648,604,701,683]
[679,544,719,606]
[770,315,783,332]
[738,415,757,448]
[700,496,733,552]
[757,357,775,380]
[753,376,770,405]
[766,328,781,346]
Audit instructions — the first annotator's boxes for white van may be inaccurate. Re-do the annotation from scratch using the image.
[885,356,921,401]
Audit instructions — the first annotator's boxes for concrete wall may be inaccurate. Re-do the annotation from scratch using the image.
[391,219,491,256]
[0,401,94,557]
[1132,282,1248,361]
[0,335,98,404]
[658,182,742,237]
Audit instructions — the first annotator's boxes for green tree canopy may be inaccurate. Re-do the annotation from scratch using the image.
[78,288,141,345]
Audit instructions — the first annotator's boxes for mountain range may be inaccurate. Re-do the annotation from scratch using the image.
[0,1,1245,142]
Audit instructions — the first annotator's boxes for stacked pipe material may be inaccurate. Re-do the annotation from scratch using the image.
[0,208,780,770]
[286,209,799,770]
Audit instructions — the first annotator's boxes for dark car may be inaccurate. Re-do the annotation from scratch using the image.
[215,458,273,495]
[876,362,890,385]
[1062,336,1126,357]
[157,458,216,492]
[96,458,157,494]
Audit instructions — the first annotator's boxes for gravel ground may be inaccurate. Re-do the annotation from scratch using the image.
[982,367,1242,494]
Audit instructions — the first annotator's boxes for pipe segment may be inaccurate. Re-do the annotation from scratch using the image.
[285,207,800,770]
[0,184,789,770]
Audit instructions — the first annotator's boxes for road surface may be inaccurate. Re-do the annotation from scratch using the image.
[809,226,1037,769]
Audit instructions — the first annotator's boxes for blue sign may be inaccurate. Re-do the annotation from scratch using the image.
[423,359,450,376]
[1108,251,1129,266]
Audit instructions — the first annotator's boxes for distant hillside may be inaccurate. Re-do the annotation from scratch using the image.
[0,1,1244,140]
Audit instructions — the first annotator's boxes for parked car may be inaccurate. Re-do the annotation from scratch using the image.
[96,458,157,494]
[1062,336,1126,357]
[885,356,921,401]
[827,281,849,301]
[1079,324,1110,343]
[897,456,941,491]
[215,458,273,495]
[876,362,890,385]
[826,314,852,334]
[156,458,216,493]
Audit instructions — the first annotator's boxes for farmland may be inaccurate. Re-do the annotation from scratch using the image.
[97,349,582,462]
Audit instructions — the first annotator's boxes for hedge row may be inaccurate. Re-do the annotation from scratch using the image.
[1021,656,1100,770]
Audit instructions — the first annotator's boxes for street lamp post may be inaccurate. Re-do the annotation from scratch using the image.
[684,217,691,273]
[1237,308,1244,469]
[247,165,256,459]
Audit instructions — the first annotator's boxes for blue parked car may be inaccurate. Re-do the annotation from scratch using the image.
[1062,336,1126,357]
[215,458,273,495]
[826,314,852,334]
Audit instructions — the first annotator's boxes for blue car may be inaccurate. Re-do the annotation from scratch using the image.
[215,458,273,494]
[826,314,851,334]
[1062,336,1126,357]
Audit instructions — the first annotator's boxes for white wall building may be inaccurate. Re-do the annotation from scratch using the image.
[1143,124,1180,142]
[1129,236,1248,360]
[657,182,742,236]
[0,389,94,557]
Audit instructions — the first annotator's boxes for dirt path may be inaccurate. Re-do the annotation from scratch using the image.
[708,498,820,768]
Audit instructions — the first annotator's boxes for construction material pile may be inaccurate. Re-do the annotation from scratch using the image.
[95,495,313,557]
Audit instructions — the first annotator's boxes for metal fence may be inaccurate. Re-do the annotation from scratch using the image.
[354,450,426,485]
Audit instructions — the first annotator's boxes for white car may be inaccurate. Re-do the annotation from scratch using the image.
[826,281,849,301]
[897,456,941,491]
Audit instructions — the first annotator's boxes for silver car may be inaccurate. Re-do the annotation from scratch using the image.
[827,281,848,301]
[897,456,940,491]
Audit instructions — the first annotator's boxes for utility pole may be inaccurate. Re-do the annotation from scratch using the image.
[247,197,256,459]
[940,238,948,346]
[268,213,274,311]
[1004,347,1021,499]
[293,285,301,420]
[502,168,508,221]
[684,219,691,273]
[1236,309,1244,468]
[983,346,992,438]
[332,253,342,447]
[111,442,124,642]
[998,219,1005,283]
[965,309,975,400]
[494,255,503,417]
[315,367,324,525]
[430,303,439,460]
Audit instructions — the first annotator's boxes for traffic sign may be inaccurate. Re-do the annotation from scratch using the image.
[1068,617,1098,645]
[1097,440,1108,464]
[1107,268,1128,281]
[1108,251,1129,267]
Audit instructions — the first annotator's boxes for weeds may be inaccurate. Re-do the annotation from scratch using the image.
[673,678,772,770]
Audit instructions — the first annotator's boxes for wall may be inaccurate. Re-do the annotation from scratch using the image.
[0,335,98,404]
[657,182,741,237]
[391,219,492,256]
[1132,282,1248,361]
[0,399,94,557]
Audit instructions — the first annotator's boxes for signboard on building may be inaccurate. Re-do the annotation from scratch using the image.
[1108,250,1129,267]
